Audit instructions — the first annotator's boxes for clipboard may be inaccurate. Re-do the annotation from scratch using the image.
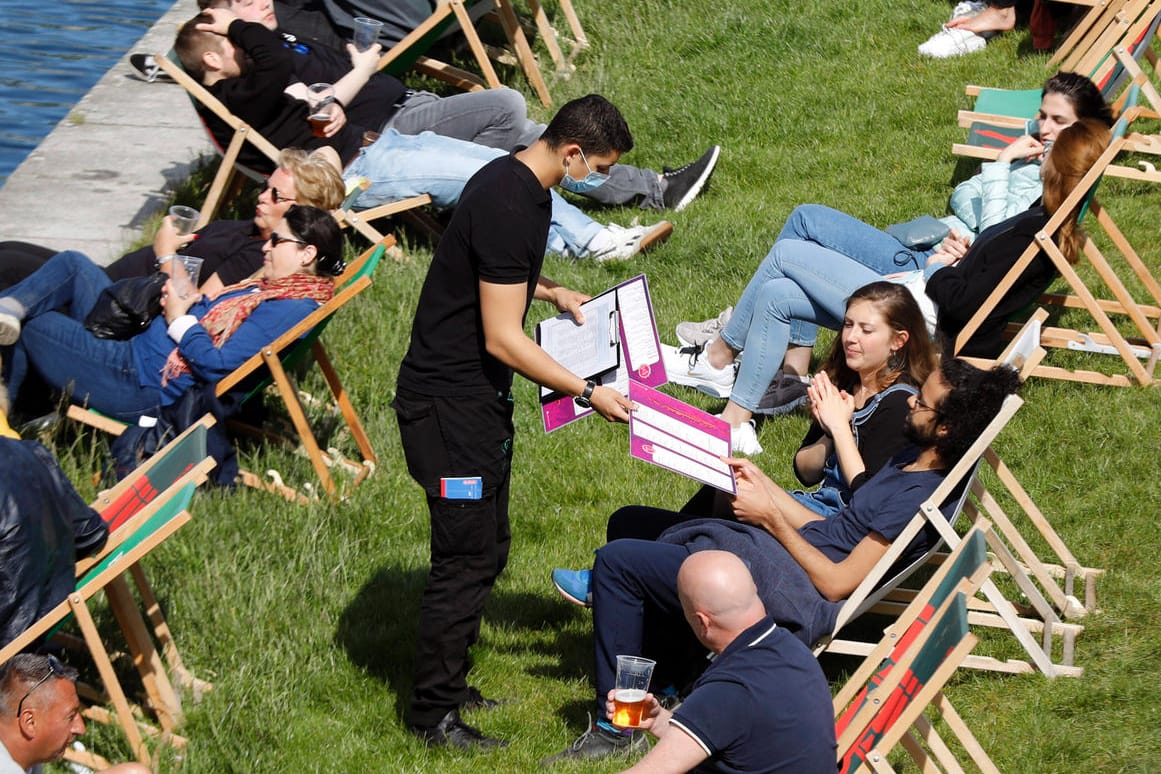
[535,285,621,402]
[539,274,668,432]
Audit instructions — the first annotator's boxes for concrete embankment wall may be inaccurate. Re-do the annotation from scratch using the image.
[0,0,211,264]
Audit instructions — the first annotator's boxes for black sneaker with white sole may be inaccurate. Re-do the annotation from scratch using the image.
[129,53,174,83]
[661,145,720,211]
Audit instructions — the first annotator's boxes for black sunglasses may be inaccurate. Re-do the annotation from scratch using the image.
[269,232,308,248]
[16,655,66,717]
[265,186,296,205]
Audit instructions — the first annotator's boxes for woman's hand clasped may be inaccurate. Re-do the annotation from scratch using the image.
[807,372,854,435]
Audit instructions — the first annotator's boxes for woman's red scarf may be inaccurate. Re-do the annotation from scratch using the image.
[161,273,335,386]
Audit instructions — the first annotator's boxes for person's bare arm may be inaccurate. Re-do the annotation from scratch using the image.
[480,280,631,422]
[727,458,825,532]
[620,729,709,774]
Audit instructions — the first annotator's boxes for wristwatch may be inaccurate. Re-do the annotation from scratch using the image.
[574,380,597,409]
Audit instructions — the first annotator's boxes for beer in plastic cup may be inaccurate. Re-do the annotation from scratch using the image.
[306,83,335,138]
[612,655,655,729]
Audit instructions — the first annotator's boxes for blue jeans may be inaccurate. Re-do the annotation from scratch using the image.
[0,251,161,421]
[720,239,881,411]
[345,129,602,257]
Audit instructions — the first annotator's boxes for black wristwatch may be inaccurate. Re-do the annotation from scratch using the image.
[574,380,597,408]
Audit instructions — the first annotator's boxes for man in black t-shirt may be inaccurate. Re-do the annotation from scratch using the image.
[394,95,635,751]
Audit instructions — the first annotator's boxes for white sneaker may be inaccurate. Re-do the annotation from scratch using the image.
[588,220,673,263]
[662,343,735,399]
[918,26,987,57]
[676,307,733,348]
[722,416,763,456]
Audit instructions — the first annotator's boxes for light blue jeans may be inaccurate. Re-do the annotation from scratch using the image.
[344,129,602,257]
[719,237,882,411]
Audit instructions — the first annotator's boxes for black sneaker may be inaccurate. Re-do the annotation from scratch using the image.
[410,709,507,751]
[661,146,720,211]
[129,53,174,83]
[540,723,647,765]
[754,371,809,416]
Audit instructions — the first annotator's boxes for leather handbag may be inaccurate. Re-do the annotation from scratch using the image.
[83,272,167,340]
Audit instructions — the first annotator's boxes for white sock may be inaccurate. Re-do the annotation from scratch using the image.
[0,299,25,319]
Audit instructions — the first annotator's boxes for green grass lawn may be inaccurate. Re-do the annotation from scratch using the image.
[39,0,1161,770]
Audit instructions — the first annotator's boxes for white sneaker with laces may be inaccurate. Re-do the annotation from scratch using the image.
[721,416,763,456]
[676,307,733,347]
[662,343,735,399]
[918,26,987,57]
[588,220,673,263]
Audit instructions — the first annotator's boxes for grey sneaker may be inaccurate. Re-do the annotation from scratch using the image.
[540,723,647,766]
[661,146,720,211]
[0,311,21,346]
[754,371,809,416]
[676,307,732,347]
[589,220,673,263]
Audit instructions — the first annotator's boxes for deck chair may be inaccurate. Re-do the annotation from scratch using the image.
[954,0,1161,158]
[153,53,432,248]
[377,0,554,107]
[526,0,590,75]
[834,591,989,774]
[959,311,1104,619]
[70,240,388,500]
[0,482,199,767]
[819,394,1085,677]
[954,120,1161,387]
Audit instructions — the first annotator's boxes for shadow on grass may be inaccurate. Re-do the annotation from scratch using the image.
[335,565,603,723]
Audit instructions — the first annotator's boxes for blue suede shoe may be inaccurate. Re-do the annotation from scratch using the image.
[552,568,592,608]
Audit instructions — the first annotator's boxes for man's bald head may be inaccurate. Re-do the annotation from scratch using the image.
[678,551,766,653]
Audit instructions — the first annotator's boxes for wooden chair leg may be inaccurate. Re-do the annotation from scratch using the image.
[494,0,553,106]
[261,349,337,496]
[449,0,505,90]
[70,594,151,766]
[312,342,376,471]
[105,576,183,731]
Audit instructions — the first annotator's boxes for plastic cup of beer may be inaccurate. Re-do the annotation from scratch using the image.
[306,83,335,138]
[612,655,655,729]
[352,17,383,52]
[160,255,204,299]
[168,205,200,235]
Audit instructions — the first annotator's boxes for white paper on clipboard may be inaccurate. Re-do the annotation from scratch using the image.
[536,290,620,399]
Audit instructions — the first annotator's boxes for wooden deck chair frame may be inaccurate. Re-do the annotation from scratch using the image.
[377,0,554,107]
[835,591,987,774]
[961,310,1105,619]
[51,420,216,769]
[1048,0,1128,70]
[954,128,1161,387]
[153,53,432,248]
[818,394,1085,677]
[0,482,199,767]
[526,0,590,75]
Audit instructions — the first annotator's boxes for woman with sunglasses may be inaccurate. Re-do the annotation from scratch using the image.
[0,205,343,423]
[0,148,344,298]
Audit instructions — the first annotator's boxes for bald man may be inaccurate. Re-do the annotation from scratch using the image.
[602,552,835,773]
